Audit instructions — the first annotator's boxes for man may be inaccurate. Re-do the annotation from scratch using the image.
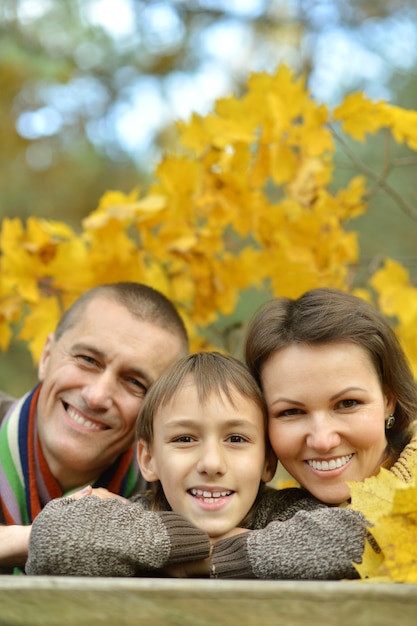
[0,282,189,573]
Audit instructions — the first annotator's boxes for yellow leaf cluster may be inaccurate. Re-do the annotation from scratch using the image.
[349,457,417,583]
[334,93,417,151]
[370,258,417,378]
[1,63,417,365]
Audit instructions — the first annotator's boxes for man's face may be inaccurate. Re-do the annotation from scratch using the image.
[37,296,185,492]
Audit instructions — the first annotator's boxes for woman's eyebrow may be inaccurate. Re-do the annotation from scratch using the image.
[329,386,366,401]
[269,398,305,408]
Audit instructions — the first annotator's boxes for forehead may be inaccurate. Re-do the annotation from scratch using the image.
[157,379,265,425]
[58,297,183,379]
[262,341,378,385]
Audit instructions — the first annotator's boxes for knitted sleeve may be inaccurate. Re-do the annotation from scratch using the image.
[211,493,367,580]
[26,495,210,577]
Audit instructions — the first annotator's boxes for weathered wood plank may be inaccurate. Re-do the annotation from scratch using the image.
[1,577,417,626]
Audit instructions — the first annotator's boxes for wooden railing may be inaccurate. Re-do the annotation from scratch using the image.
[1,576,417,626]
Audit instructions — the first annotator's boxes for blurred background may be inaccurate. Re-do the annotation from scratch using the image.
[1,0,417,396]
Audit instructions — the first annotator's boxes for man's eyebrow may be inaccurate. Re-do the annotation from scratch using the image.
[71,342,153,386]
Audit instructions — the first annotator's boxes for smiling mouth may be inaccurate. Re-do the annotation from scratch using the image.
[188,488,233,503]
[65,404,107,431]
[307,454,353,471]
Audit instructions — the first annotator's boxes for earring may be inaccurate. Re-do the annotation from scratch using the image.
[385,414,396,430]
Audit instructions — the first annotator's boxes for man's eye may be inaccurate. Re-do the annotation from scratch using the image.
[77,355,98,366]
[126,378,148,395]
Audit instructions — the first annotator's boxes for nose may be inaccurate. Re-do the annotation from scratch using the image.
[196,440,227,477]
[81,373,114,411]
[306,413,341,453]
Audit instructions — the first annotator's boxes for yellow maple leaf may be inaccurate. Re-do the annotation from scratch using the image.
[1,218,50,303]
[334,176,367,220]
[396,322,417,380]
[0,320,13,352]
[287,158,329,207]
[289,101,334,157]
[349,468,402,524]
[372,485,417,583]
[18,295,62,363]
[333,92,391,140]
[349,460,417,582]
[353,537,386,581]
[370,258,417,326]
[386,104,417,151]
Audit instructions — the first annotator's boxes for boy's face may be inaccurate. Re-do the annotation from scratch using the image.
[138,378,273,539]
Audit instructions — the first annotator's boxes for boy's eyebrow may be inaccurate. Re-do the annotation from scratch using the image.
[71,342,153,386]
[164,417,260,430]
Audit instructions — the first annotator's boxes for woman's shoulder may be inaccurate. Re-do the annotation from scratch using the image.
[389,428,417,483]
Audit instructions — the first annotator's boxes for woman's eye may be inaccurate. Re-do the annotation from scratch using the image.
[276,408,303,417]
[337,399,358,409]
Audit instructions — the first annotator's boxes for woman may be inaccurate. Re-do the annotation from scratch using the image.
[245,287,417,504]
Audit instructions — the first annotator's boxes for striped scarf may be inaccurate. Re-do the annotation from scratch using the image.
[0,384,139,526]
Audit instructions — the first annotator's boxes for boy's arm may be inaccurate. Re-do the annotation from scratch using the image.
[26,496,210,577]
[210,505,367,580]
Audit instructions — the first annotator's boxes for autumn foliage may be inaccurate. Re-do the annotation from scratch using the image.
[349,456,417,583]
[1,64,417,371]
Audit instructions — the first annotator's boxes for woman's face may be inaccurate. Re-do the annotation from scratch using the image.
[261,341,395,504]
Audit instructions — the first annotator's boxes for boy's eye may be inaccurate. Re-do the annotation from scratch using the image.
[173,435,195,443]
[227,435,247,443]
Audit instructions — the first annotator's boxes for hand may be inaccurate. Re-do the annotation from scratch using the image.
[165,556,211,578]
[69,486,130,503]
[0,524,31,568]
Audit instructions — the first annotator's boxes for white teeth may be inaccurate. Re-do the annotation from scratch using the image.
[67,407,102,430]
[308,454,353,471]
[190,488,232,502]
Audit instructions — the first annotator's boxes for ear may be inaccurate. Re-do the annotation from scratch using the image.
[38,333,55,381]
[136,439,159,483]
[261,447,278,484]
[384,387,396,417]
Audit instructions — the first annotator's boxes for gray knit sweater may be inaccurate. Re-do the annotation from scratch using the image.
[26,488,365,579]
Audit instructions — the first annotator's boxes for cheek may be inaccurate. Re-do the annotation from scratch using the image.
[268,421,298,459]
[356,419,387,452]
[121,398,145,428]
